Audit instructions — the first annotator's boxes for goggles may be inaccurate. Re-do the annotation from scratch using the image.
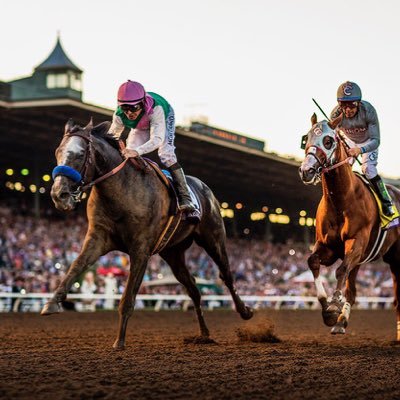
[121,103,143,113]
[339,101,359,110]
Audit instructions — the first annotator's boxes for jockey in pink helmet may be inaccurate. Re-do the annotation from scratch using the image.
[108,80,197,214]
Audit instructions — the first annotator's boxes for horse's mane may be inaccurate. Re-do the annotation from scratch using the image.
[91,121,120,151]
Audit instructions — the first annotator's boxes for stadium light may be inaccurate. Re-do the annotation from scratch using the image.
[306,218,315,227]
[299,210,307,216]
[275,208,283,214]
[6,169,14,176]
[269,214,290,224]
[221,202,229,209]
[42,174,51,182]
[250,212,266,221]
[220,208,234,218]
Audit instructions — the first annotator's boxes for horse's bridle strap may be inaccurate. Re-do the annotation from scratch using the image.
[321,157,354,173]
[80,158,130,191]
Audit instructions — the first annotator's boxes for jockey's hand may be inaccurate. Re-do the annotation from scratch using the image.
[122,148,139,159]
[347,147,361,158]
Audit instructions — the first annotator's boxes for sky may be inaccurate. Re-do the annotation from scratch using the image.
[2,0,400,178]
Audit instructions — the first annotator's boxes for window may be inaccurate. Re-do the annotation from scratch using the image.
[70,72,82,91]
[46,73,69,89]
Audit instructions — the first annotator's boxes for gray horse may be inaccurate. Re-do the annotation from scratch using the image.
[41,119,253,349]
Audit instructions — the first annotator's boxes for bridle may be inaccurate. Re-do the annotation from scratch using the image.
[305,129,353,180]
[52,130,130,203]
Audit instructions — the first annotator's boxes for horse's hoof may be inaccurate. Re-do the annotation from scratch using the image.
[240,306,254,321]
[112,340,125,350]
[40,302,61,315]
[331,325,346,335]
[322,310,340,327]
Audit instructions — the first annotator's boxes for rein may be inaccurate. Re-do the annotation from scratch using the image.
[53,132,147,202]
[321,156,354,174]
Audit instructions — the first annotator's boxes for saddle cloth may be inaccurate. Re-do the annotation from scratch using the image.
[161,169,201,215]
[354,172,400,230]
[142,160,201,255]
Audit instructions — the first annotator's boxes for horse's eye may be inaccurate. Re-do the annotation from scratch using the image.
[323,136,333,150]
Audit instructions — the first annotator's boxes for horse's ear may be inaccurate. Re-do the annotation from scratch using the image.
[311,113,318,126]
[65,119,74,134]
[328,113,343,130]
[84,118,94,132]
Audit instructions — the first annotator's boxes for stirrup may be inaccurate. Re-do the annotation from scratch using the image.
[383,204,395,217]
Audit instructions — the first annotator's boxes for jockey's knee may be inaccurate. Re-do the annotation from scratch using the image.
[362,163,378,179]
[159,153,177,168]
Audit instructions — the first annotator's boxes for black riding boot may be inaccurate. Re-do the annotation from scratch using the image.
[169,164,196,212]
[370,175,395,217]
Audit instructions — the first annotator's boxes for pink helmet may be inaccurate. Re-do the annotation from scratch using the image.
[117,80,145,105]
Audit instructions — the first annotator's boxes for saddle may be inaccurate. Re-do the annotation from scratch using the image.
[118,141,201,254]
[354,172,400,230]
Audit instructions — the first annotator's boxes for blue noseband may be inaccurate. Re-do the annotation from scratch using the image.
[52,165,82,183]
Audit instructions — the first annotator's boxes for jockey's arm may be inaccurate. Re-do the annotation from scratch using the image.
[359,105,380,154]
[108,114,125,139]
[131,106,166,156]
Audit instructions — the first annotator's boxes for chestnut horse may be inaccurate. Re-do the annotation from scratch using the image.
[299,113,400,337]
[41,119,253,349]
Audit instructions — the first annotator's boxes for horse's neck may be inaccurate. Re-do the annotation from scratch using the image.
[321,145,356,209]
[91,139,161,207]
[92,140,141,198]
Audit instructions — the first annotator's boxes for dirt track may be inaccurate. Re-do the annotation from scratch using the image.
[1,309,400,399]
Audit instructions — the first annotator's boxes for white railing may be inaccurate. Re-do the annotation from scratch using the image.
[0,292,394,312]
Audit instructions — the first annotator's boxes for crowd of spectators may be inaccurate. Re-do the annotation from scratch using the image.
[0,205,394,312]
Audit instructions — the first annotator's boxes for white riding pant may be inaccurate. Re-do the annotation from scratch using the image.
[345,137,378,179]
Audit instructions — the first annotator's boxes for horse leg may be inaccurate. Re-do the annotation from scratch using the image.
[161,247,211,338]
[41,230,112,315]
[113,251,148,350]
[308,242,338,326]
[331,266,360,334]
[330,238,364,334]
[195,233,253,320]
[383,240,400,342]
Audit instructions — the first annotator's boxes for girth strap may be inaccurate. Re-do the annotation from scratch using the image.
[358,227,387,265]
